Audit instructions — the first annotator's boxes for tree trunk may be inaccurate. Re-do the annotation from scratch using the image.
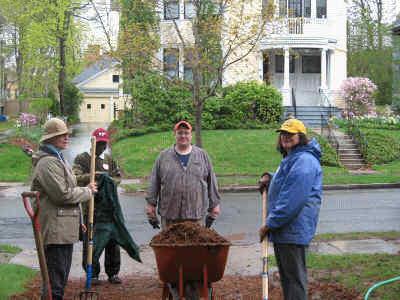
[58,10,71,116]
[194,96,203,148]
[58,35,66,115]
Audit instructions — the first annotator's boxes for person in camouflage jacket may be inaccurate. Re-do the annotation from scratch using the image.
[73,128,123,285]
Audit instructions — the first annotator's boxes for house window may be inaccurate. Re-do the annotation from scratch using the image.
[101,104,106,109]
[275,55,295,73]
[288,0,302,17]
[185,1,195,19]
[279,0,287,16]
[163,48,179,78]
[302,55,321,73]
[304,0,311,17]
[87,103,91,109]
[164,0,179,20]
[317,0,327,18]
[112,75,119,83]
[184,49,194,81]
[279,0,311,18]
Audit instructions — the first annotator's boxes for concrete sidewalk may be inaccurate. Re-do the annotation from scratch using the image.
[9,238,400,280]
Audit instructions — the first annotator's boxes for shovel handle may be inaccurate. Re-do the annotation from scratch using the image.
[21,191,40,221]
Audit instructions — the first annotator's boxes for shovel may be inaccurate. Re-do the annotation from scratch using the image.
[261,190,269,300]
[79,136,99,300]
[21,191,52,300]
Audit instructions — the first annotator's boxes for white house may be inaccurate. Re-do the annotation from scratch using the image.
[158,0,347,125]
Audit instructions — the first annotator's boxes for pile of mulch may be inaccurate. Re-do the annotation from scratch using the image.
[12,273,362,299]
[150,221,230,245]
[9,137,37,150]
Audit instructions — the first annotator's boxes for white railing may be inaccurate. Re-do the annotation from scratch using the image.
[267,17,328,35]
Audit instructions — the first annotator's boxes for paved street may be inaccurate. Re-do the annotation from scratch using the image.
[1,185,399,249]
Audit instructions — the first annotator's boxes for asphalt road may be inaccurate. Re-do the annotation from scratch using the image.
[1,186,399,249]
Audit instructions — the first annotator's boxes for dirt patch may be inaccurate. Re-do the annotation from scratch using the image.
[150,221,230,245]
[0,252,14,264]
[11,273,361,299]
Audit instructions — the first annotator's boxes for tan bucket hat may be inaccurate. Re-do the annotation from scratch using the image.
[40,118,69,143]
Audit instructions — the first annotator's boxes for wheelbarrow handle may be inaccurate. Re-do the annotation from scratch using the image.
[21,191,40,221]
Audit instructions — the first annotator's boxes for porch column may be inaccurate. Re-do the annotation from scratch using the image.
[329,50,335,90]
[320,48,328,90]
[283,47,290,89]
[179,46,184,79]
[282,46,291,106]
[258,51,264,81]
[179,0,184,20]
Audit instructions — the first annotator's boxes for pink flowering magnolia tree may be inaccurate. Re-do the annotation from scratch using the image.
[340,77,377,117]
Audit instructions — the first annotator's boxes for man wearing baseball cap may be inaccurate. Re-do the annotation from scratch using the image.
[73,128,123,285]
[146,120,221,298]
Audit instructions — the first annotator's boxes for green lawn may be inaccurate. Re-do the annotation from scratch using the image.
[0,264,37,299]
[0,144,31,182]
[0,120,15,132]
[112,129,400,186]
[0,244,22,255]
[306,253,400,300]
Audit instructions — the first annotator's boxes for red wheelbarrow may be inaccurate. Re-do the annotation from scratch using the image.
[151,242,230,299]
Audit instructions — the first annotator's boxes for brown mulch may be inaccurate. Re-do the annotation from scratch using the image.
[9,137,37,150]
[150,221,230,245]
[11,273,362,299]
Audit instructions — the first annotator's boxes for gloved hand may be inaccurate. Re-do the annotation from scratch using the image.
[205,215,215,228]
[148,216,160,229]
[258,172,271,194]
[259,225,269,243]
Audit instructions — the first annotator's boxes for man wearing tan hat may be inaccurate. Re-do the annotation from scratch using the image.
[31,118,97,300]
[258,118,322,300]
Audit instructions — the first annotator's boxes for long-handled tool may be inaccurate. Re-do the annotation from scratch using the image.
[261,190,269,300]
[21,191,52,300]
[79,136,99,300]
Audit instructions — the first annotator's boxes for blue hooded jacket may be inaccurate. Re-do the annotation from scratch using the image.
[266,138,322,245]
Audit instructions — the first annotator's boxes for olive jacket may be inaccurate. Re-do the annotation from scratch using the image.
[31,148,92,245]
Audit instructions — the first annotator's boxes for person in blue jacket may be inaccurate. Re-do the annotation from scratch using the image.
[259,118,322,300]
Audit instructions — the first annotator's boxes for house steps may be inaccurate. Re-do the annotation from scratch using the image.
[334,131,366,170]
[284,106,341,128]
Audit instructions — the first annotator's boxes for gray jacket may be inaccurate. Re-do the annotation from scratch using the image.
[146,145,220,220]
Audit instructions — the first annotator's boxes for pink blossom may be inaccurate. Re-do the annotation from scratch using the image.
[340,77,377,116]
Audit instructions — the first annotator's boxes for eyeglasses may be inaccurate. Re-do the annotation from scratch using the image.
[280,132,297,137]
[176,131,191,136]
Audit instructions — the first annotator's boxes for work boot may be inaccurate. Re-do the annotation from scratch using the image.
[91,277,101,286]
[108,275,122,284]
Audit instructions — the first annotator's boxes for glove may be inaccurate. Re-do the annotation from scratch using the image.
[259,225,269,243]
[258,172,271,194]
[148,216,160,229]
[205,215,215,228]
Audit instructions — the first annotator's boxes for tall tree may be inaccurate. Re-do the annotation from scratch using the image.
[348,0,394,105]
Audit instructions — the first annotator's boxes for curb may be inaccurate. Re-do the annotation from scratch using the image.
[220,182,400,193]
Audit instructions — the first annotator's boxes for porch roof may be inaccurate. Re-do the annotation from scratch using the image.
[260,36,337,50]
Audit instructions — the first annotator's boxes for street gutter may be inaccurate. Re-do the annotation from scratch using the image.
[220,182,400,193]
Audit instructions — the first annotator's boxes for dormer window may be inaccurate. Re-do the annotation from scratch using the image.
[112,75,119,83]
[164,0,179,20]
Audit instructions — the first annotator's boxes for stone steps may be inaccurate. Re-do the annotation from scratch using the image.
[335,133,366,170]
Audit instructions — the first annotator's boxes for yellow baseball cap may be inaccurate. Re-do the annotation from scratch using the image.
[277,118,307,134]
